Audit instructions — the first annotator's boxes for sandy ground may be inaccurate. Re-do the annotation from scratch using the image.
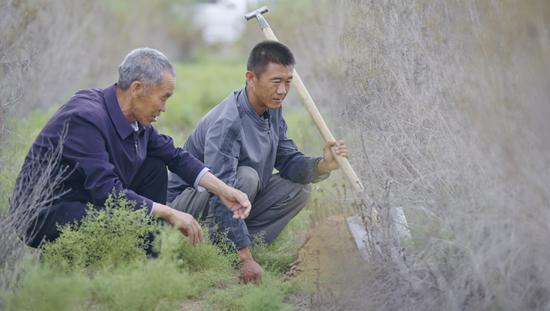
[289,215,371,311]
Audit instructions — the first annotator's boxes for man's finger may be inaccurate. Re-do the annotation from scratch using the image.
[327,140,336,147]
[239,194,251,207]
[234,204,250,219]
[196,220,204,243]
[243,205,251,218]
[189,221,201,246]
[186,224,197,245]
[235,206,245,219]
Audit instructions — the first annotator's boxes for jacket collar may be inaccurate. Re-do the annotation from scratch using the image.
[238,87,271,123]
[104,84,137,139]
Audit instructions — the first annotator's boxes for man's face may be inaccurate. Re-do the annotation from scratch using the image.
[247,62,293,112]
[131,71,175,126]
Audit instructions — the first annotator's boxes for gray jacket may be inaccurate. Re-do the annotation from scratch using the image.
[167,87,327,249]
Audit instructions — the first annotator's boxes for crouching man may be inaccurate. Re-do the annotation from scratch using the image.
[167,41,349,283]
[12,48,250,249]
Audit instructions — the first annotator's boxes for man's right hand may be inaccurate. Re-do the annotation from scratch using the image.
[239,247,263,284]
[152,203,203,246]
[198,171,251,219]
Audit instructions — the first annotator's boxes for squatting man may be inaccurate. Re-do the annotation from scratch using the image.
[12,48,251,254]
[167,41,349,284]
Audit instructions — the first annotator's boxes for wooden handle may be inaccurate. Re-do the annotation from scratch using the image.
[261,27,365,193]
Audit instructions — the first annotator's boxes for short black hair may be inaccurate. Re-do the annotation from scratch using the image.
[247,41,295,77]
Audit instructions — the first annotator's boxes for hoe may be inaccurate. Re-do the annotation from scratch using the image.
[245,6,411,261]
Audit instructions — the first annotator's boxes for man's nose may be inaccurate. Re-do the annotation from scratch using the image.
[276,83,287,95]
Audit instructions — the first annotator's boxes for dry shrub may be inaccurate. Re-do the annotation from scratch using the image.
[259,0,550,310]
[0,130,68,292]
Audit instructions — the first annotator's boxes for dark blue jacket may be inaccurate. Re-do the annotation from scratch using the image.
[14,85,204,215]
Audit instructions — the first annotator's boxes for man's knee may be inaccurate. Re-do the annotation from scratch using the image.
[24,201,88,248]
[235,166,260,200]
[291,183,311,213]
[297,183,312,201]
[131,157,168,204]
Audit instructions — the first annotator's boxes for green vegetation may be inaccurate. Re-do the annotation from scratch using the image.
[1,194,303,310]
[0,107,56,214]
[0,58,328,310]
[158,60,246,145]
[42,193,155,271]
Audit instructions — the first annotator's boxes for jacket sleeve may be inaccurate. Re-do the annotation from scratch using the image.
[203,116,251,250]
[147,126,205,187]
[274,117,329,184]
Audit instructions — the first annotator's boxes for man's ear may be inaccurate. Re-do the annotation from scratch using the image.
[129,80,144,97]
[245,71,256,88]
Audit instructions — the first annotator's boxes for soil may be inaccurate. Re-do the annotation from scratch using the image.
[288,215,372,310]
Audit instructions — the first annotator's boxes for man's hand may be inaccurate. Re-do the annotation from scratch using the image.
[239,247,263,284]
[317,140,349,174]
[152,203,203,246]
[217,185,252,219]
[199,171,251,219]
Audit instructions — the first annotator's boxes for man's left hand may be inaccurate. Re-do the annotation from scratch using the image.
[317,140,349,174]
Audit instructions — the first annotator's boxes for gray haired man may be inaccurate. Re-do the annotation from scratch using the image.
[13,48,251,249]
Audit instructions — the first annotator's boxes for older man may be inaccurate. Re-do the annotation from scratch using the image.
[167,41,349,283]
[13,48,250,248]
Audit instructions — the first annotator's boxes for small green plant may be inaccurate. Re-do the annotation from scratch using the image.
[157,226,238,291]
[207,272,298,311]
[1,262,93,311]
[42,192,156,271]
[252,209,311,275]
[91,258,192,311]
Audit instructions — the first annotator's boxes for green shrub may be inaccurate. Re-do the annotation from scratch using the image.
[207,272,298,311]
[42,192,156,271]
[1,263,92,311]
[92,259,190,311]
[1,256,193,311]
[159,226,234,271]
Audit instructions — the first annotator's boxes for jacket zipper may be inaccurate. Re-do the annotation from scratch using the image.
[133,132,138,153]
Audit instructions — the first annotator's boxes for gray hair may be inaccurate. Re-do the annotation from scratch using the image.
[117,47,175,90]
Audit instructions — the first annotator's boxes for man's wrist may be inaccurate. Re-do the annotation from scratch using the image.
[194,167,210,192]
[152,202,172,220]
[238,247,254,263]
[198,171,228,196]
[317,159,331,174]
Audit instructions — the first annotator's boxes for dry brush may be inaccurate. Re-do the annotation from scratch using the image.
[264,0,550,310]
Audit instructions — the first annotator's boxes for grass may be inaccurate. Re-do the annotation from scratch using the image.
[158,60,246,145]
[0,107,57,214]
[0,194,308,310]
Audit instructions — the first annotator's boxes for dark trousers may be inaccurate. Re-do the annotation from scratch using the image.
[169,166,311,245]
[25,157,167,248]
